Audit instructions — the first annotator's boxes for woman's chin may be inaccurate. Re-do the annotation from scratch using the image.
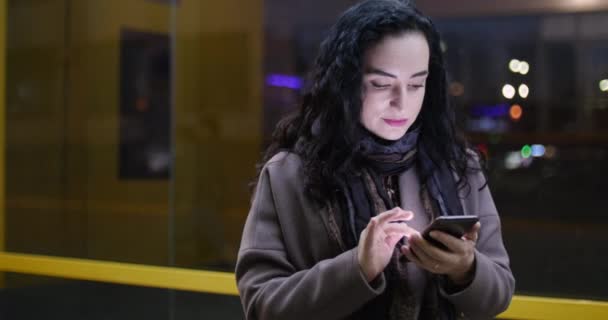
[376,130,407,141]
[376,128,407,141]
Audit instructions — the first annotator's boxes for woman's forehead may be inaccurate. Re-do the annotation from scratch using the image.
[362,32,430,78]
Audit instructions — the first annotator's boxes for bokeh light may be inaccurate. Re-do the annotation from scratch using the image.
[521,145,532,158]
[505,151,522,170]
[510,104,522,121]
[544,145,557,159]
[449,81,465,96]
[519,61,530,75]
[502,84,516,99]
[477,143,489,158]
[509,59,521,73]
[600,79,608,92]
[518,84,530,98]
[531,144,546,157]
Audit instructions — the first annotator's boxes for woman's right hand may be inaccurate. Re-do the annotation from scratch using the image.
[357,207,416,282]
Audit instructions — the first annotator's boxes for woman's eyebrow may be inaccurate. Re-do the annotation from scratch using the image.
[365,67,397,78]
[365,68,428,79]
[410,70,428,78]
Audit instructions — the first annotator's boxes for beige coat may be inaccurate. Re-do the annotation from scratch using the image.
[236,152,515,319]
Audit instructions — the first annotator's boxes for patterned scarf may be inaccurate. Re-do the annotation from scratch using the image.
[333,126,464,320]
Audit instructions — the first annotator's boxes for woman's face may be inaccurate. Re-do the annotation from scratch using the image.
[360,31,430,141]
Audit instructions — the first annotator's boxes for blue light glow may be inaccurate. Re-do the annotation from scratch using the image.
[531,144,546,157]
[266,74,303,89]
[471,103,510,118]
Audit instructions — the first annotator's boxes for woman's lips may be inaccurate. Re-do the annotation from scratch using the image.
[383,118,408,127]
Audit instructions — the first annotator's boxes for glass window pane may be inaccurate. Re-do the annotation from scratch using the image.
[433,13,608,299]
[170,1,263,270]
[5,0,174,265]
[4,0,263,272]
[261,2,608,300]
[4,0,608,307]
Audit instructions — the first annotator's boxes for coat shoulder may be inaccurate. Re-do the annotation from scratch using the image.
[264,151,305,182]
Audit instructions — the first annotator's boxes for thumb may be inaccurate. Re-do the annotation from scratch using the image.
[464,222,481,242]
[386,233,405,248]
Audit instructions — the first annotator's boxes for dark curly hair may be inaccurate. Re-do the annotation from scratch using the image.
[257,0,482,205]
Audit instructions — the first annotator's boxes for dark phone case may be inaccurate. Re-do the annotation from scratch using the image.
[422,216,479,250]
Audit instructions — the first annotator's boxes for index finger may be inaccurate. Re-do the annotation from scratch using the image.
[428,230,468,254]
[374,207,414,225]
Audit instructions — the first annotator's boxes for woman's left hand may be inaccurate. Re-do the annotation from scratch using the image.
[401,222,481,286]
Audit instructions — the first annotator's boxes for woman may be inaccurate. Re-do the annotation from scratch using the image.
[236,0,515,319]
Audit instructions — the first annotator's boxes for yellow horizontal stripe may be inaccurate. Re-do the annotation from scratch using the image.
[499,295,608,320]
[1,251,608,319]
[0,251,237,295]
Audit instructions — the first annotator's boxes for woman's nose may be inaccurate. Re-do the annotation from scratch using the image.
[390,85,407,110]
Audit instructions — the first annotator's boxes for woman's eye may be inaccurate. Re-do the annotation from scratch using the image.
[371,82,390,88]
[408,84,425,90]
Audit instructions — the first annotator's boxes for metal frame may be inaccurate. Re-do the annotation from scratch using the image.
[1,252,608,319]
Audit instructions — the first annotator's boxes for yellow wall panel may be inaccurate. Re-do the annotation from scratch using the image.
[5,0,262,269]
[172,0,263,267]
[5,0,73,261]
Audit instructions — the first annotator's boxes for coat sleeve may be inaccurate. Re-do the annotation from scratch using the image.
[235,163,385,320]
[440,169,516,319]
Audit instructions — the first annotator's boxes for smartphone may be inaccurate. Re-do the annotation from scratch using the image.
[422,215,479,250]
